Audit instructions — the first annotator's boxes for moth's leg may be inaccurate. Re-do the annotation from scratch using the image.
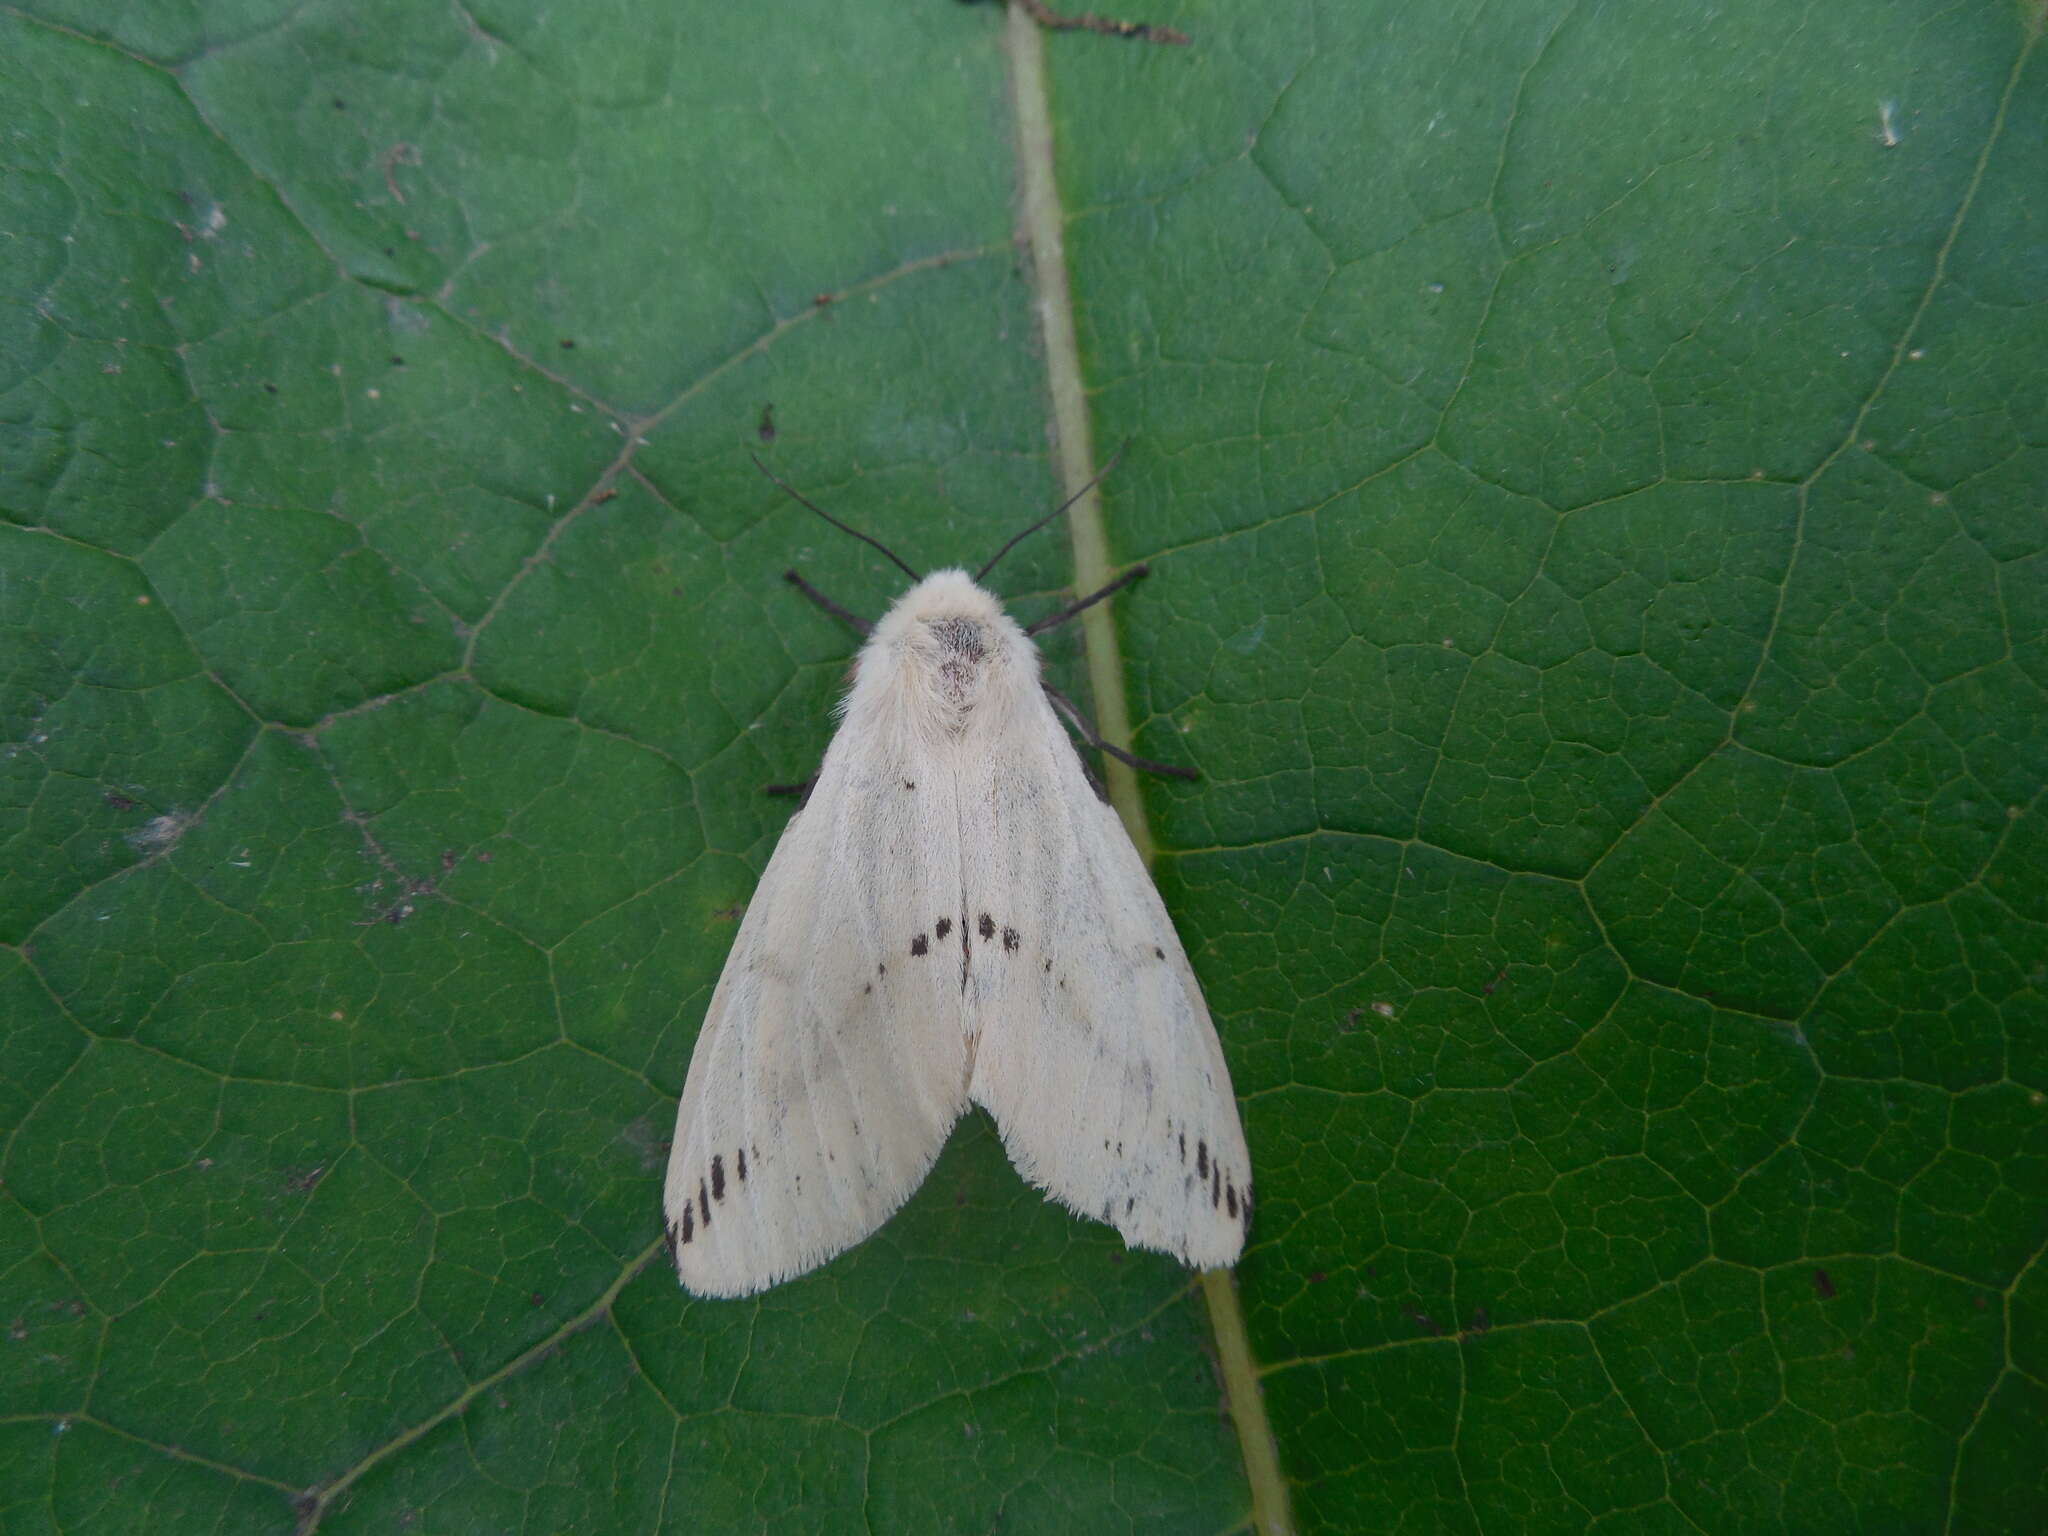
[1042,683,1198,781]
[783,569,872,636]
[770,571,861,805]
[764,775,820,805]
[1068,743,1110,804]
[1025,564,1149,636]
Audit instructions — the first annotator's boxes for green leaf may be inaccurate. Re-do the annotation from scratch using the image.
[3,2,2043,1532]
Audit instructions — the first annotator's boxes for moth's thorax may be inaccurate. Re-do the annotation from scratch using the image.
[853,570,1036,742]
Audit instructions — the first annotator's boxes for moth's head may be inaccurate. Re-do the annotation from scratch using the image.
[864,569,1032,724]
[873,569,1012,657]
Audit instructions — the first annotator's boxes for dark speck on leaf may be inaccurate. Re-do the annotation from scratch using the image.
[1814,1268,1836,1299]
[1407,1308,1440,1336]
[559,338,576,349]
[1308,1270,1326,1285]
[103,791,136,811]
[1468,1307,1491,1334]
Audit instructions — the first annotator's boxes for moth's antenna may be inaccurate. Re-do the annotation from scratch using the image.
[751,454,921,583]
[974,441,1128,584]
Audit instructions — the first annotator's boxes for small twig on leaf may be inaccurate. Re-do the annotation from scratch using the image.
[992,0,1190,47]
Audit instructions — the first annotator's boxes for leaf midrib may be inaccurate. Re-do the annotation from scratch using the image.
[999,9,1294,1534]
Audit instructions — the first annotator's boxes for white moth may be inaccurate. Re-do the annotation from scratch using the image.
[662,471,1250,1298]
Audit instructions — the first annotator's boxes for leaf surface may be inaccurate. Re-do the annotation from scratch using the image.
[3,2,2044,1531]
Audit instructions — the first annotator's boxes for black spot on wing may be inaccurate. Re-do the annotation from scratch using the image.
[1002,926,1020,952]
[698,1180,711,1227]
[1179,1132,1187,1163]
[680,1202,694,1243]
[711,1155,725,1202]
[911,933,929,957]
[1153,945,1165,960]
[737,1147,748,1182]
[1226,1180,1238,1219]
[978,913,996,940]
[663,1221,680,1265]
[903,778,915,790]
[1196,1140,1209,1179]
[935,917,952,939]
[1211,1164,1221,1209]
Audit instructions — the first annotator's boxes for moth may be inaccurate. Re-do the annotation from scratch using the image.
[662,455,1250,1297]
